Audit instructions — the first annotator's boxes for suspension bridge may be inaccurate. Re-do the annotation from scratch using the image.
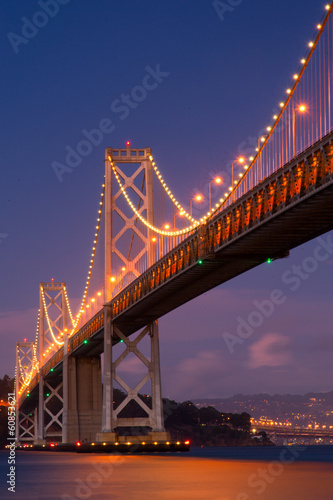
[15,4,333,445]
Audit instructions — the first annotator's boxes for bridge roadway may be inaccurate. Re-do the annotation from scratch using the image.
[19,130,333,412]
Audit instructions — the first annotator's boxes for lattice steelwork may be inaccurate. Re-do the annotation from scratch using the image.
[104,145,155,301]
[37,282,69,443]
[39,282,69,362]
[43,380,63,439]
[16,341,35,391]
[16,341,37,443]
[110,322,163,431]
[17,410,36,442]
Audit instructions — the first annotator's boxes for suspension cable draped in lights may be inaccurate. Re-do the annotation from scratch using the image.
[111,162,200,236]
[149,155,198,224]
[209,3,333,217]
[68,181,105,335]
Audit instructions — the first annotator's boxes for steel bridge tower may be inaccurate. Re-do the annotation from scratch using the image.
[98,145,169,443]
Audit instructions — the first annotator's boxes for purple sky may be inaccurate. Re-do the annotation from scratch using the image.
[1,0,332,401]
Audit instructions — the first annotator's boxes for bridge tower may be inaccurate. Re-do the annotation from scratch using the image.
[36,282,68,443]
[99,145,169,443]
[16,341,37,443]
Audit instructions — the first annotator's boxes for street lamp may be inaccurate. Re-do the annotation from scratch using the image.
[190,194,203,217]
[208,177,222,211]
[293,104,307,155]
[255,136,266,153]
[231,157,245,190]
[174,210,185,229]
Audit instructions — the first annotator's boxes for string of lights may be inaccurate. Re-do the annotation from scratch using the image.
[210,2,333,216]
[63,286,75,327]
[148,154,198,224]
[68,181,105,336]
[111,163,200,236]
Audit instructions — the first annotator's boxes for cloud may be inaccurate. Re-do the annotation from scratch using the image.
[163,349,232,400]
[248,333,292,369]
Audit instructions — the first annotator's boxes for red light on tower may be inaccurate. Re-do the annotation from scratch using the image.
[126,141,131,146]
[24,338,27,342]
[51,278,54,282]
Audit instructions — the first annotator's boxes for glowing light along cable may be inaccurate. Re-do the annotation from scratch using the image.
[111,164,200,236]
[69,182,105,335]
[210,3,333,216]
[18,356,33,387]
[149,155,198,224]
[32,310,40,369]
[17,351,36,388]
[63,286,75,327]
[17,313,40,393]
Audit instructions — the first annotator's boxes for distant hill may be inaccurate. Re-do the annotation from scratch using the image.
[192,390,333,427]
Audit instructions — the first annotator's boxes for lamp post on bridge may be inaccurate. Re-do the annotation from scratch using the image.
[292,104,307,157]
[190,194,203,217]
[231,157,245,202]
[208,177,222,212]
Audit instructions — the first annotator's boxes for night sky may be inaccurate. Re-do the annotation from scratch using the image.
[1,0,332,401]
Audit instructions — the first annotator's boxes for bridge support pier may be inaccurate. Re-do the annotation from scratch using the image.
[98,309,169,443]
[62,355,102,443]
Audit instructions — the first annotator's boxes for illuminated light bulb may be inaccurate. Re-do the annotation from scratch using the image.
[255,147,259,152]
[228,187,232,191]
[195,194,202,202]
[299,104,306,112]
[86,305,89,308]
[91,298,95,303]
[215,177,222,184]
[126,141,130,146]
[301,58,306,64]
[286,89,291,94]
[293,74,298,80]
[122,267,126,271]
[238,157,245,163]
[249,156,254,161]
[244,166,249,170]
[273,115,278,120]
[266,126,271,131]
[164,224,170,230]
[261,136,265,142]
[326,4,330,9]
[309,41,314,47]
[215,203,219,207]
[280,102,284,107]
[97,292,101,296]
[110,277,116,282]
